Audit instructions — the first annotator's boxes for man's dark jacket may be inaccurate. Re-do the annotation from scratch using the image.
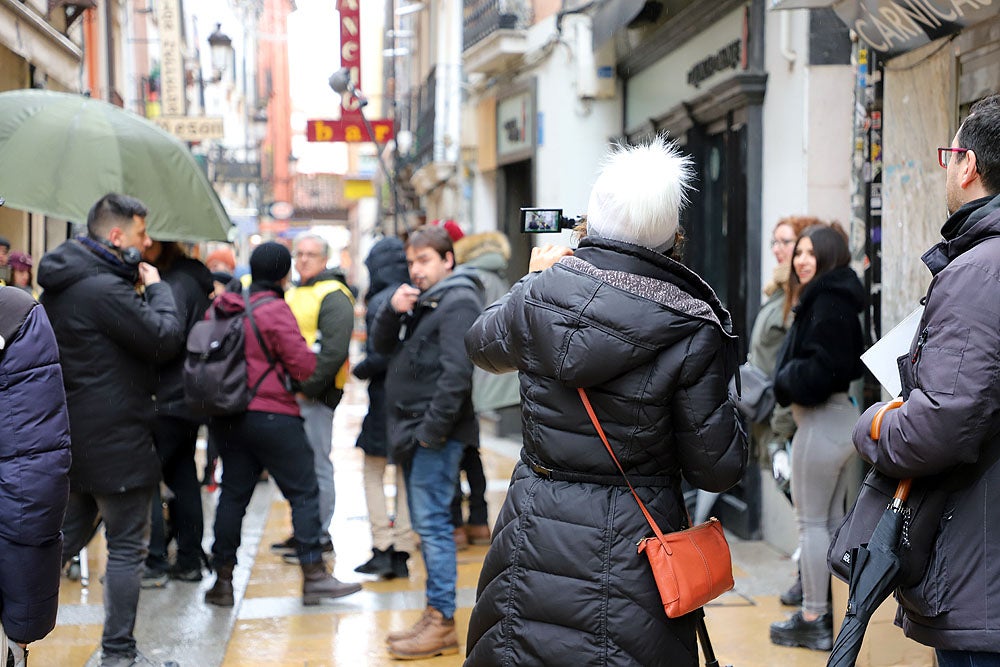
[462,237,746,666]
[854,193,1000,651]
[154,255,213,418]
[38,239,183,494]
[774,265,865,407]
[369,268,483,462]
[354,237,410,458]
[0,287,71,643]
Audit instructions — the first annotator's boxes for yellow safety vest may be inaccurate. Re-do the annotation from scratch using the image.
[286,279,355,391]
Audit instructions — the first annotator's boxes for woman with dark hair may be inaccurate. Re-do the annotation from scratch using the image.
[463,137,746,666]
[141,240,214,585]
[769,222,865,651]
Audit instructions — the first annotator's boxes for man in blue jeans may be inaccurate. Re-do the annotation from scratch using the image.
[370,225,483,660]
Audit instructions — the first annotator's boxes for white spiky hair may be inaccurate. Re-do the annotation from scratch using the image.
[586,134,695,253]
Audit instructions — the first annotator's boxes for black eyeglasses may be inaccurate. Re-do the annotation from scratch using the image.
[937,147,970,169]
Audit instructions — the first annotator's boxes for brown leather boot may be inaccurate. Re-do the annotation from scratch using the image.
[465,523,491,545]
[387,607,459,660]
[453,525,469,551]
[204,563,234,607]
[385,606,433,644]
[300,560,362,605]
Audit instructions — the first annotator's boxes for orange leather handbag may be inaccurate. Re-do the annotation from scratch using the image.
[578,389,734,619]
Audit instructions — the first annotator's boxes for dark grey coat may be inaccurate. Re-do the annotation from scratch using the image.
[370,269,483,462]
[854,193,1000,651]
[463,237,746,666]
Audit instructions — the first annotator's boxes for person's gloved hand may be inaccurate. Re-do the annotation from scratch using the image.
[768,439,792,496]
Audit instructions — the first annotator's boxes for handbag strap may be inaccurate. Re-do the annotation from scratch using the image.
[578,388,672,549]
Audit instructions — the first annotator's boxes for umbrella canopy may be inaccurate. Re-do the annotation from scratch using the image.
[0,89,233,242]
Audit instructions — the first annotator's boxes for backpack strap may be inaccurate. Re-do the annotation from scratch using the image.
[243,290,286,399]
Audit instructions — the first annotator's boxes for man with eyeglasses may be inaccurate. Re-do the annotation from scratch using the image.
[270,232,355,560]
[853,93,1000,665]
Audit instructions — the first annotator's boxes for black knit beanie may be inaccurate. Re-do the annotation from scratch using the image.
[250,242,291,283]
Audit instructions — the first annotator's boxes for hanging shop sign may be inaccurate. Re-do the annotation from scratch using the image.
[153,116,225,141]
[835,1,998,56]
[337,0,363,115]
[496,85,535,166]
[306,118,395,143]
[772,0,999,56]
[157,0,185,116]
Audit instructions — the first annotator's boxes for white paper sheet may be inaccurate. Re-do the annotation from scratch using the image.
[860,306,924,398]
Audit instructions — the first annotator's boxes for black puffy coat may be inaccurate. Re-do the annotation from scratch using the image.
[354,237,410,458]
[773,266,865,408]
[38,238,183,494]
[370,268,483,462]
[463,237,746,667]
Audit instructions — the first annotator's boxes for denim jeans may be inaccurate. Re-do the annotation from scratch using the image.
[62,486,155,660]
[404,439,465,619]
[937,650,1000,666]
[210,411,325,566]
[298,397,336,533]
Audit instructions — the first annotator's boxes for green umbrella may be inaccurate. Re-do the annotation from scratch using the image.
[0,89,234,242]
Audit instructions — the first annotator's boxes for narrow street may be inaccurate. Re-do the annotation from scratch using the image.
[32,371,834,666]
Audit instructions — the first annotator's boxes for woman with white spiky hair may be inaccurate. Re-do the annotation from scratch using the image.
[462,136,747,666]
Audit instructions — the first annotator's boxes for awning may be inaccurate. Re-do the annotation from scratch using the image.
[770,0,1000,57]
[592,0,648,48]
[0,0,82,89]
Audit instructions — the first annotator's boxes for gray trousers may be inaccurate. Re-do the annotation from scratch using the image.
[790,392,858,616]
[61,486,155,661]
[298,397,336,533]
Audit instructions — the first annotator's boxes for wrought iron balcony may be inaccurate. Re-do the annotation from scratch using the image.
[463,0,532,75]
[397,68,436,173]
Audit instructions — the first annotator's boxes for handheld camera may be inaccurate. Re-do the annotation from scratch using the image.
[520,208,581,233]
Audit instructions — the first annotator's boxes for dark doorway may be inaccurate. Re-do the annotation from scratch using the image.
[498,159,534,280]
[680,117,758,539]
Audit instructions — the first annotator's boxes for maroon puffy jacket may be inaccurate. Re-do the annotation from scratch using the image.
[211,288,316,416]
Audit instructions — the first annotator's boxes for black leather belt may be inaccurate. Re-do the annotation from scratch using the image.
[520,451,675,487]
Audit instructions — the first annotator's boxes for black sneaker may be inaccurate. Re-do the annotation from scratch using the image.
[280,538,334,564]
[270,535,298,555]
[780,576,803,607]
[140,566,169,590]
[769,611,833,651]
[168,563,203,582]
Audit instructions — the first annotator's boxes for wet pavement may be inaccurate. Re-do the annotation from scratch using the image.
[36,376,834,666]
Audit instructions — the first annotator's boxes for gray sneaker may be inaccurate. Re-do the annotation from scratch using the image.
[100,650,179,667]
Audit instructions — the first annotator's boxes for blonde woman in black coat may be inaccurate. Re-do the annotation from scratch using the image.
[463,137,747,666]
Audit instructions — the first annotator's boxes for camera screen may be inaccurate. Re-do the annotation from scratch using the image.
[521,208,563,233]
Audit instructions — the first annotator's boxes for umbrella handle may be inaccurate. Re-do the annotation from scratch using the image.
[870,398,904,440]
[894,478,912,505]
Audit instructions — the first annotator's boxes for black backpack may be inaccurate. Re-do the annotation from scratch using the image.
[183,291,282,416]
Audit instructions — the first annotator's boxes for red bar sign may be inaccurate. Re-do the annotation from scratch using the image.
[307,118,395,143]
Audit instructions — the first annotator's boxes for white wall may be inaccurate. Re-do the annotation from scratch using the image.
[529,17,621,231]
[760,8,852,285]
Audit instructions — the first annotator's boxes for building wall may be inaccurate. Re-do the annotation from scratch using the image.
[760,8,852,283]
[530,15,620,221]
[881,40,954,331]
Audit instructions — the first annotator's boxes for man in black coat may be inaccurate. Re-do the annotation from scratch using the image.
[37,193,183,667]
[854,94,1000,663]
[370,225,483,660]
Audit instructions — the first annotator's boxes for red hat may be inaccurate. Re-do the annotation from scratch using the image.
[8,251,32,271]
[432,219,464,243]
[205,247,236,272]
